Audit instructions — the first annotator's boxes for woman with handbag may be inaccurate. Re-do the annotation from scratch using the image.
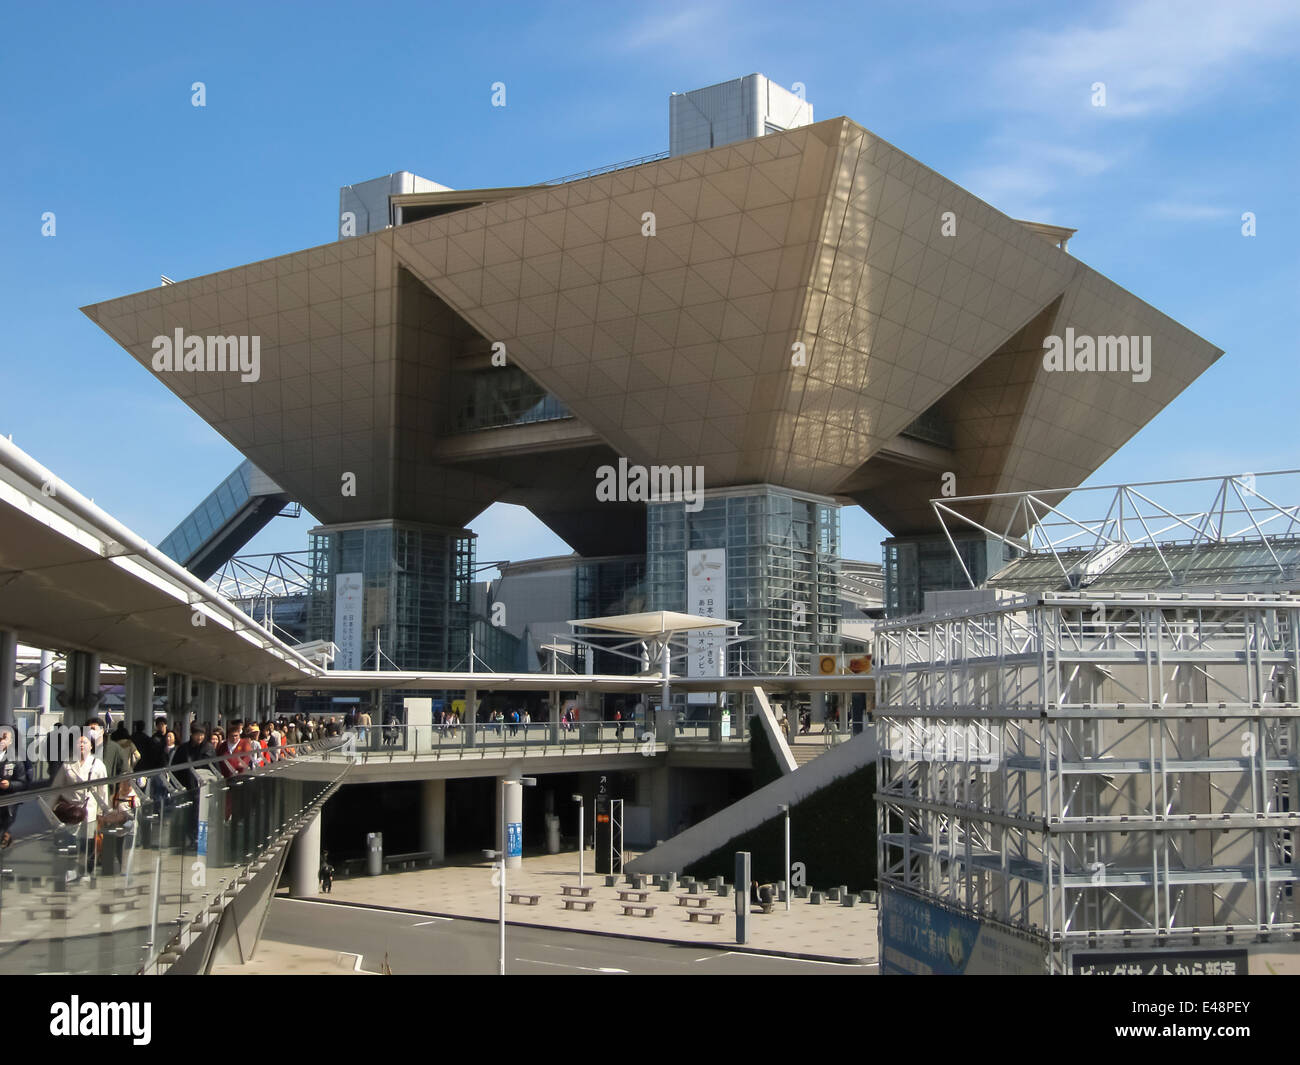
[50,734,110,875]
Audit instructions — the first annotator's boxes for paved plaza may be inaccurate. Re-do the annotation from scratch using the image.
[308,849,878,964]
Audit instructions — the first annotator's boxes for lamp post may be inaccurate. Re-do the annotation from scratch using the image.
[572,793,584,887]
[489,775,536,975]
[778,803,791,911]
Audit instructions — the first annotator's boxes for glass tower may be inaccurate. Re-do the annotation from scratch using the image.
[308,520,475,671]
[646,486,840,677]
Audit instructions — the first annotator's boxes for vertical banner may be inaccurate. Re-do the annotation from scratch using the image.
[333,572,364,670]
[686,548,726,704]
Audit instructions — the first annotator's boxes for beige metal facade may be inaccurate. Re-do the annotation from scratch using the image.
[83,117,1221,550]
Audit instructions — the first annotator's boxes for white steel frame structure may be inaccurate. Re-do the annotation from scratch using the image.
[932,471,1300,591]
[874,590,1299,972]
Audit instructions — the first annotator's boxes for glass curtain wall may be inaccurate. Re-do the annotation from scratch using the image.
[646,487,841,677]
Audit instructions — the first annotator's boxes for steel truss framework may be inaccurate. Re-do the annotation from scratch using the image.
[874,591,1300,971]
[933,470,1300,590]
[210,551,313,601]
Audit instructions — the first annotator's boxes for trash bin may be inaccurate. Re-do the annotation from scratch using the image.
[545,814,561,854]
[366,832,383,876]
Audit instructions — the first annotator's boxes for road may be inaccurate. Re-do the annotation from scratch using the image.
[263,898,874,975]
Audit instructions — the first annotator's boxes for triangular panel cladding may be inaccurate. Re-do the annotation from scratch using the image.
[84,118,1222,541]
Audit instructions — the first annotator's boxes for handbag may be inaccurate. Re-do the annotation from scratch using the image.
[53,796,88,824]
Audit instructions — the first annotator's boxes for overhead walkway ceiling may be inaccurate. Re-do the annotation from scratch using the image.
[0,436,319,685]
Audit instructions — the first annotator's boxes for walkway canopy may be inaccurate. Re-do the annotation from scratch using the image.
[568,611,739,637]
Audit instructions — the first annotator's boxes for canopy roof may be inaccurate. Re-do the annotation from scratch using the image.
[568,611,739,636]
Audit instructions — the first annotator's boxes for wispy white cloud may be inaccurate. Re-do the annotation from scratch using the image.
[618,7,714,51]
[1148,201,1235,221]
[958,137,1123,219]
[996,0,1300,118]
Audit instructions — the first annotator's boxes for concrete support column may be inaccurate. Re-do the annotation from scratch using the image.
[648,764,673,845]
[290,813,321,898]
[197,680,219,732]
[0,629,17,730]
[420,778,446,861]
[237,683,258,721]
[811,690,827,734]
[166,673,192,734]
[549,689,561,743]
[63,650,101,726]
[501,773,523,870]
[125,665,154,731]
[463,687,476,745]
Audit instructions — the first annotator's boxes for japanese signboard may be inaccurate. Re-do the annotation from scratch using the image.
[686,548,725,704]
[333,572,364,671]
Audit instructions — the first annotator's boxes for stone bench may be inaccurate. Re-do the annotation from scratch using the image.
[560,884,592,898]
[617,889,650,903]
[688,910,724,925]
[562,897,596,912]
[99,898,142,914]
[508,892,540,906]
[621,903,656,918]
[677,894,710,909]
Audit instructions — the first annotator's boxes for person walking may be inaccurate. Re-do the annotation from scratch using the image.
[0,726,32,848]
[51,734,117,877]
[319,851,334,893]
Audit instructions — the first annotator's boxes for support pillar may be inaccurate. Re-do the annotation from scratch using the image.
[0,629,17,730]
[192,681,215,738]
[549,688,561,743]
[464,687,476,745]
[291,813,321,897]
[166,673,192,735]
[63,650,101,726]
[420,778,446,861]
[125,665,154,732]
[811,690,827,733]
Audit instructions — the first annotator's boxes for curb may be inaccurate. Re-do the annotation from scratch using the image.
[279,894,874,966]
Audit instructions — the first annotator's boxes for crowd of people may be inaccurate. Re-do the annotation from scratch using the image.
[0,712,350,855]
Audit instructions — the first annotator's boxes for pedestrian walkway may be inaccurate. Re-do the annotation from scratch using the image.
[316,850,878,963]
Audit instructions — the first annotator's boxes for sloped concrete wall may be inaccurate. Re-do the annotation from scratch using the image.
[628,726,876,875]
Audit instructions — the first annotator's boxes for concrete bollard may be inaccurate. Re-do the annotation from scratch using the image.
[810,891,824,905]
[718,884,732,897]
[605,874,618,887]
[842,894,858,907]
[689,881,703,894]
[795,885,811,899]
[826,887,840,902]
[708,876,723,891]
[680,876,695,887]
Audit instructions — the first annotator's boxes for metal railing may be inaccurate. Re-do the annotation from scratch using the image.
[334,716,748,762]
[0,738,349,975]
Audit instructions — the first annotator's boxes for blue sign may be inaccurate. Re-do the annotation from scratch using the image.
[879,887,980,974]
[196,821,208,859]
[506,822,522,858]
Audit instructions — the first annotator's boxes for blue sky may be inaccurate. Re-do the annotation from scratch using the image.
[1,0,1296,572]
